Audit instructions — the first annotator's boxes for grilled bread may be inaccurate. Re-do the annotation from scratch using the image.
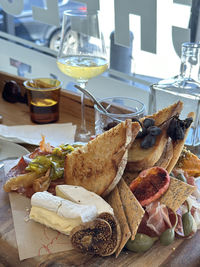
[64,120,140,197]
[154,138,174,169]
[126,101,183,172]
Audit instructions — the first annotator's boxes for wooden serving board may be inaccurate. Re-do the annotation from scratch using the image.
[0,71,200,266]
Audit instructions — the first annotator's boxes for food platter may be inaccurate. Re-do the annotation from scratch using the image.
[1,101,200,265]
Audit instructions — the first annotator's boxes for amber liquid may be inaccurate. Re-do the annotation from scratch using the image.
[30,98,59,123]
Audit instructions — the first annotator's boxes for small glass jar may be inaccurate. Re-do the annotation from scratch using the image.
[149,42,200,155]
[94,96,146,135]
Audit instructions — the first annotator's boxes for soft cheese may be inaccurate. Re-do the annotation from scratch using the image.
[56,185,114,215]
[30,191,97,235]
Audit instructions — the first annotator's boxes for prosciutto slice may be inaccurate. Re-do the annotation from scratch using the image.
[138,201,173,237]
[146,201,172,235]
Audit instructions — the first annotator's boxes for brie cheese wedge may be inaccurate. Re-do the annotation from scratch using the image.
[30,191,97,235]
[56,185,114,215]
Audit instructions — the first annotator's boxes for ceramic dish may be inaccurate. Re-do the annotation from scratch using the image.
[0,139,29,161]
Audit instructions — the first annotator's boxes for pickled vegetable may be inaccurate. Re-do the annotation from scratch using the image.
[176,173,187,183]
[182,212,193,237]
[125,233,158,253]
[26,156,51,174]
[182,200,194,237]
[160,228,175,246]
[26,144,75,180]
[160,209,177,246]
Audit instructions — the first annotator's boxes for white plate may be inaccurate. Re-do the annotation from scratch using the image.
[0,139,29,161]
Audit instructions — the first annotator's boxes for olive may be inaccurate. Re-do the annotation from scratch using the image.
[143,118,155,128]
[176,173,187,183]
[125,233,158,253]
[170,172,175,177]
[148,126,162,136]
[160,228,175,246]
[182,212,193,237]
[141,134,156,149]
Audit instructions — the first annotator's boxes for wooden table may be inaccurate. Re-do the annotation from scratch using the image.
[0,71,200,267]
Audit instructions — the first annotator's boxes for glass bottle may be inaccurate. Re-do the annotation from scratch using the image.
[149,42,200,155]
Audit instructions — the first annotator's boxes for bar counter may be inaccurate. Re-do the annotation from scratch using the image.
[0,71,200,267]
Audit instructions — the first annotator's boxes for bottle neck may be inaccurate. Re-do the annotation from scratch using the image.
[179,43,200,82]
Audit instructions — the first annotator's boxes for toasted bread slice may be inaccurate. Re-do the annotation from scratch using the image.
[154,138,174,169]
[166,111,195,174]
[64,120,140,196]
[126,101,183,172]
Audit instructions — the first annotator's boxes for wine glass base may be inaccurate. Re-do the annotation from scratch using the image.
[75,129,91,143]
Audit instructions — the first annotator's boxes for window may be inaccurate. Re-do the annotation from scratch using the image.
[0,0,198,102]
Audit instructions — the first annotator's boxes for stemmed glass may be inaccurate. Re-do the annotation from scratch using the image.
[57,9,108,142]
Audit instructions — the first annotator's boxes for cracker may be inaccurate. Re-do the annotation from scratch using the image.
[106,186,131,258]
[160,177,195,211]
[118,178,145,240]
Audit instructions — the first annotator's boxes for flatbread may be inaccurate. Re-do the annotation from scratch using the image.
[106,186,131,257]
[118,178,145,240]
[160,177,195,211]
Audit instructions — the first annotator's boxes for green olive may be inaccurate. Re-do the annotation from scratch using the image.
[125,233,158,253]
[176,173,187,183]
[182,212,193,236]
[160,228,175,246]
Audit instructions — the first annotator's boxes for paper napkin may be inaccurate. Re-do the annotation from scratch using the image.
[0,123,77,147]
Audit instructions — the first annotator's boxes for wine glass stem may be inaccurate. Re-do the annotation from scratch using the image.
[79,82,87,133]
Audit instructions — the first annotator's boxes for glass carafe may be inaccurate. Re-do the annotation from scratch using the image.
[149,42,200,155]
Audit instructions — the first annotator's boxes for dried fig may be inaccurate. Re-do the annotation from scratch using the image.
[70,212,121,257]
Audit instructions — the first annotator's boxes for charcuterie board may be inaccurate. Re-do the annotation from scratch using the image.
[0,71,200,267]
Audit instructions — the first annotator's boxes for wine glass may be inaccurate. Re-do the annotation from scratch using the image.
[57,9,108,142]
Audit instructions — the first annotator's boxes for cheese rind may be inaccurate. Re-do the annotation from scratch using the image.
[31,191,62,213]
[30,206,82,235]
[30,191,98,235]
[56,185,114,215]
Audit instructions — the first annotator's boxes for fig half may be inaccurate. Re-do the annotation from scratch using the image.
[129,167,170,206]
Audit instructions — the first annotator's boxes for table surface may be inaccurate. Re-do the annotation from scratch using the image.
[0,71,200,267]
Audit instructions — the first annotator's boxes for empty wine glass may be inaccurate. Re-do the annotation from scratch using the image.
[57,8,108,142]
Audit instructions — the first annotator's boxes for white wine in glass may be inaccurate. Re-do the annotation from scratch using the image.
[57,9,108,142]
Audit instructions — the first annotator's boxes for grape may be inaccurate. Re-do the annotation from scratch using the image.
[167,116,192,141]
[184,117,193,129]
[175,127,185,140]
[148,126,162,136]
[143,118,155,128]
[136,128,147,138]
[167,118,178,140]
[141,134,156,149]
